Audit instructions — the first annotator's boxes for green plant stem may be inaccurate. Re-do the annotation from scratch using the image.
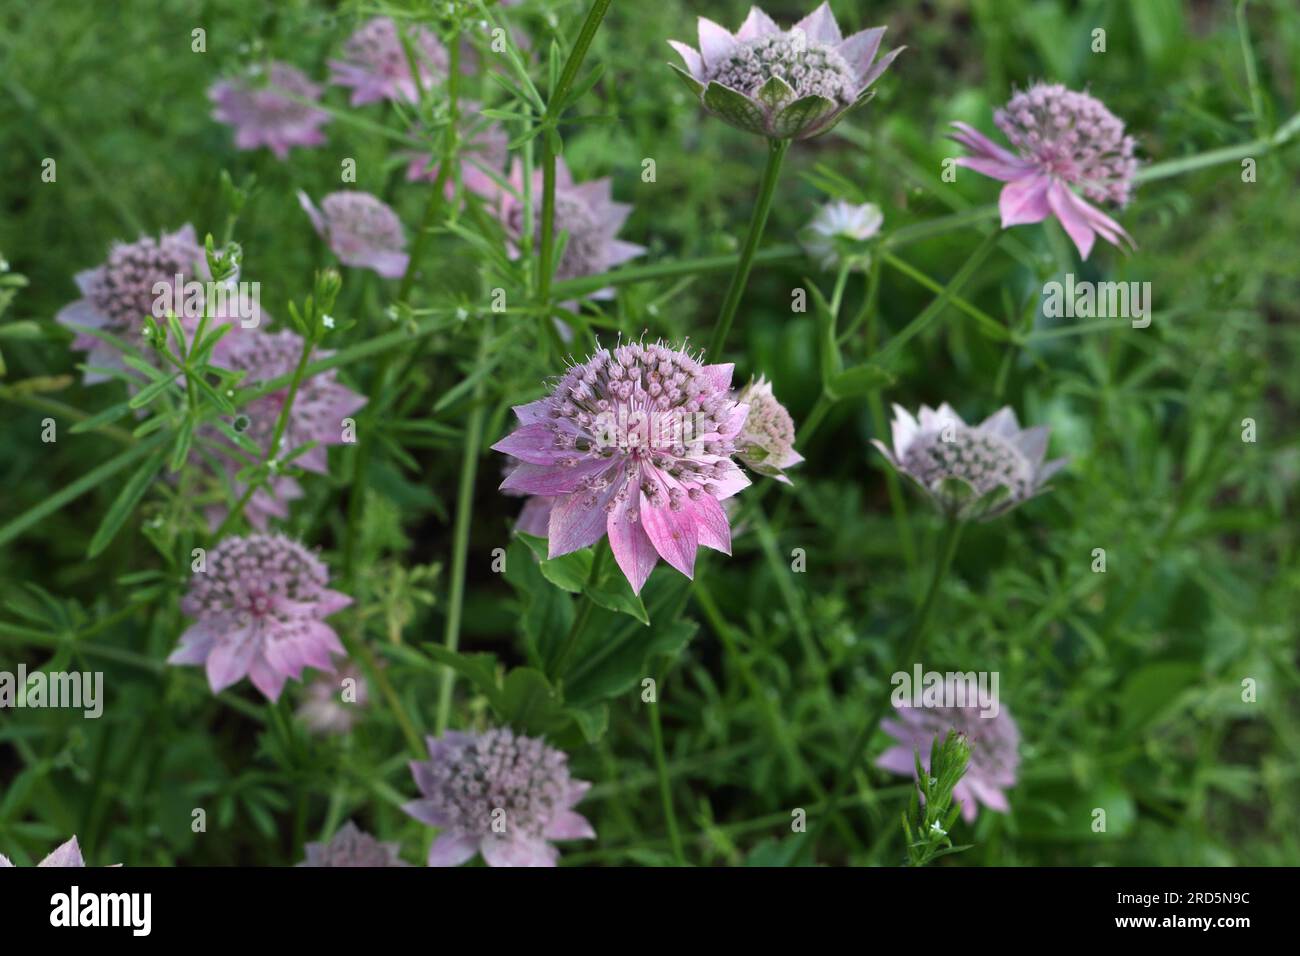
[536,0,614,354]
[552,246,800,299]
[648,666,686,866]
[549,539,608,680]
[797,517,965,864]
[707,138,790,358]
[434,318,493,734]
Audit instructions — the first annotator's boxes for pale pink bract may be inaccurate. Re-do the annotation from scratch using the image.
[298,191,409,279]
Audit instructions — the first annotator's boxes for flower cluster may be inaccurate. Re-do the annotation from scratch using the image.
[872,404,1066,521]
[670,4,902,140]
[952,83,1138,258]
[404,728,594,867]
[876,687,1021,822]
[299,822,406,867]
[733,376,803,483]
[330,17,447,106]
[494,341,751,593]
[0,836,87,867]
[168,533,350,701]
[299,191,409,279]
[209,61,331,160]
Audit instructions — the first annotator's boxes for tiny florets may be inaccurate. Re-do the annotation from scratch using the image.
[706,31,858,104]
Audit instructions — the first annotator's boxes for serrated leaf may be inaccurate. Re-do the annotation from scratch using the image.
[87,444,168,557]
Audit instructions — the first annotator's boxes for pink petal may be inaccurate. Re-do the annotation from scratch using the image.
[38,837,85,868]
[701,362,735,392]
[492,424,569,465]
[999,175,1053,227]
[639,490,699,578]
[696,18,735,67]
[837,26,885,75]
[607,497,659,594]
[545,810,596,841]
[500,457,610,496]
[428,832,480,867]
[247,656,288,701]
[1046,180,1097,260]
[874,745,917,776]
[689,493,732,554]
[667,40,704,79]
[736,7,781,41]
[481,835,558,867]
[205,626,259,692]
[547,473,619,557]
[949,121,1024,167]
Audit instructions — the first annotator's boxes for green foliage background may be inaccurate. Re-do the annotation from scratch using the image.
[1,0,1297,866]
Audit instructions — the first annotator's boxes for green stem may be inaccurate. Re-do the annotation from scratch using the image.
[707,138,790,358]
[797,517,965,863]
[552,246,800,300]
[549,539,608,680]
[434,318,493,734]
[648,666,686,866]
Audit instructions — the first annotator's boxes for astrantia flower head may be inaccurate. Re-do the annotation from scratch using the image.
[330,17,447,106]
[200,330,365,531]
[493,341,751,594]
[300,822,406,867]
[670,3,902,140]
[209,61,331,160]
[404,728,594,867]
[57,225,205,383]
[299,191,409,279]
[872,404,1067,521]
[876,685,1021,822]
[486,159,644,296]
[0,836,85,867]
[801,200,883,271]
[950,83,1138,259]
[168,533,350,701]
[734,376,803,483]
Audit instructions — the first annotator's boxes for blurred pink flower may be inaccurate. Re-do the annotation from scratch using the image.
[0,836,86,867]
[296,662,370,735]
[950,83,1138,259]
[404,728,594,867]
[168,533,350,701]
[201,329,366,531]
[734,375,803,483]
[298,191,409,279]
[300,822,406,867]
[56,225,206,383]
[669,3,902,140]
[330,17,447,106]
[876,688,1021,823]
[493,341,751,594]
[403,106,508,199]
[209,61,331,160]
[872,403,1066,521]
[486,158,644,297]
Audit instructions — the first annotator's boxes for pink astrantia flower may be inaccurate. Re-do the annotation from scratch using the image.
[493,342,752,594]
[876,686,1021,823]
[299,191,409,279]
[0,836,86,867]
[950,83,1138,259]
[404,106,508,199]
[209,61,331,160]
[404,728,594,867]
[486,158,645,297]
[871,403,1066,521]
[167,533,350,701]
[201,329,366,531]
[299,822,406,867]
[330,17,448,106]
[669,3,903,140]
[56,225,206,383]
[296,662,370,735]
[733,375,803,483]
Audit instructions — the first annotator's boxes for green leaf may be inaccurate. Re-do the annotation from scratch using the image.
[87,442,168,557]
[824,363,895,399]
[422,644,505,710]
[499,667,567,736]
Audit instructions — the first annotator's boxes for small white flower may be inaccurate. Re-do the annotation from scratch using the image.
[322,314,335,329]
[929,820,947,837]
[801,200,883,272]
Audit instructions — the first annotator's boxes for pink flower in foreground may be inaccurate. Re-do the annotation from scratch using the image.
[330,17,447,106]
[669,3,902,140]
[950,83,1138,259]
[300,822,406,867]
[0,836,86,867]
[876,688,1021,823]
[404,106,508,198]
[202,329,366,531]
[299,191,409,279]
[168,533,350,701]
[734,375,803,483]
[493,342,751,594]
[487,158,645,296]
[209,61,331,160]
[404,728,594,867]
[871,403,1066,521]
[56,225,206,383]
